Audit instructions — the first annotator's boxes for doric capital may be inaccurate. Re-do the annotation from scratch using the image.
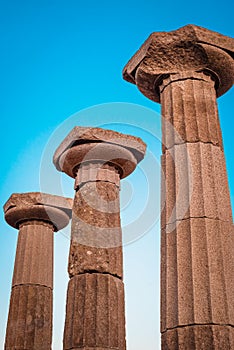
[123,24,234,102]
[53,126,146,179]
[75,162,120,189]
[4,192,73,231]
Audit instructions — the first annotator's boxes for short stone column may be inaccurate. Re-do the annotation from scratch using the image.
[53,127,146,350]
[4,192,72,350]
[123,25,234,349]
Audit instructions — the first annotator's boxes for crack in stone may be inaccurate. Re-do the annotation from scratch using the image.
[161,216,233,231]
[162,140,224,154]
[76,180,120,191]
[161,323,234,334]
[160,77,211,94]
[72,271,122,281]
[12,283,53,290]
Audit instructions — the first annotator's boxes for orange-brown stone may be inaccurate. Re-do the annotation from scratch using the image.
[63,274,126,350]
[54,127,146,350]
[4,192,72,350]
[123,25,234,350]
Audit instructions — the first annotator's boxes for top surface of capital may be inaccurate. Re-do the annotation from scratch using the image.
[53,126,146,179]
[4,192,73,230]
[123,24,234,102]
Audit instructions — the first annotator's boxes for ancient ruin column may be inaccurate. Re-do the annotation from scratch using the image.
[4,192,72,350]
[123,25,234,349]
[53,127,146,350]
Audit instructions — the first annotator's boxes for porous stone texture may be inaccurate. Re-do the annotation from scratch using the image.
[4,193,72,350]
[123,24,234,101]
[159,70,234,347]
[69,166,123,278]
[161,142,232,229]
[64,162,125,349]
[160,72,223,152]
[161,219,234,332]
[5,221,54,350]
[4,192,73,213]
[53,127,146,350]
[63,274,126,350]
[4,192,72,231]
[162,325,234,350]
[123,25,234,350]
[53,126,146,172]
[75,162,120,189]
[12,221,54,288]
[5,285,52,350]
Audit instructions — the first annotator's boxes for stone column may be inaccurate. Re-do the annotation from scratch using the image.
[4,192,72,350]
[53,127,146,350]
[123,25,234,349]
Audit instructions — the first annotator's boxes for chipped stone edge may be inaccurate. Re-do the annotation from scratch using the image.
[123,24,234,84]
[3,192,73,215]
[53,126,147,171]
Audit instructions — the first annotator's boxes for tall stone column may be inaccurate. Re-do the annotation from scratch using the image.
[4,192,72,350]
[123,25,234,349]
[53,127,146,350]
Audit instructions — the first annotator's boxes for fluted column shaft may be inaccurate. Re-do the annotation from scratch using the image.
[4,192,72,350]
[63,162,126,350]
[122,23,234,350]
[160,72,234,348]
[5,220,54,350]
[53,127,145,350]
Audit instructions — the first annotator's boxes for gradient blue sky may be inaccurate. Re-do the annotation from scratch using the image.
[0,1,233,349]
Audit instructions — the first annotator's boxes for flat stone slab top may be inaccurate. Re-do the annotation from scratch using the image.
[4,192,73,230]
[123,24,234,101]
[53,126,146,179]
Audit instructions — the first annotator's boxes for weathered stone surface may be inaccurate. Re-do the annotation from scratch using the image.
[4,192,73,213]
[5,285,52,350]
[12,221,54,288]
[69,166,123,278]
[124,25,234,350]
[75,162,120,189]
[4,192,72,350]
[4,192,73,231]
[123,24,234,102]
[53,126,146,171]
[55,141,138,180]
[161,219,234,332]
[63,273,126,350]
[161,142,232,229]
[160,72,223,151]
[162,325,234,350]
[53,128,146,350]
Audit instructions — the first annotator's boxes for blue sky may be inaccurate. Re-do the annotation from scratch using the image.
[0,1,233,349]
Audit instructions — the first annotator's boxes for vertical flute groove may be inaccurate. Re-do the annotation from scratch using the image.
[64,162,127,350]
[160,72,234,349]
[5,221,55,350]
